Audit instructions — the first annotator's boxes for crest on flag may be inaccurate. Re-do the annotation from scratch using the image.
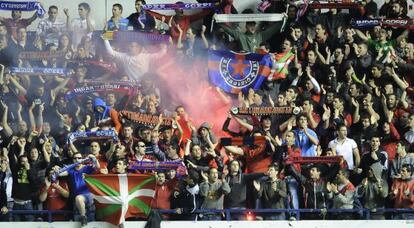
[208,50,269,94]
[219,55,260,89]
[85,174,156,225]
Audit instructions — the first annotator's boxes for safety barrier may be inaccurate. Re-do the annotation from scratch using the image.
[4,208,414,223]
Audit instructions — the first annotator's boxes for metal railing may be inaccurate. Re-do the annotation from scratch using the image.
[5,208,414,223]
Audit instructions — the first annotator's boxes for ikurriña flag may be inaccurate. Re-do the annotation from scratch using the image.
[208,50,270,94]
[85,174,156,225]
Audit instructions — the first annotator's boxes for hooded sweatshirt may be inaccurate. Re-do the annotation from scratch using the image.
[93,98,122,133]
[356,162,389,209]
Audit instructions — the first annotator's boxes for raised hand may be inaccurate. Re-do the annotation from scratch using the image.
[326,182,332,192]
[17,102,22,114]
[253,179,261,191]
[39,103,45,113]
[222,166,229,179]
[322,105,331,121]
[29,102,36,111]
[0,100,7,109]
[63,8,69,17]
[200,171,209,182]
[167,16,173,28]
[45,177,51,189]
[337,26,343,38]
[351,97,359,108]
[17,138,26,149]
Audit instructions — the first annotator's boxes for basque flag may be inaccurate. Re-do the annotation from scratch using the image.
[208,50,270,94]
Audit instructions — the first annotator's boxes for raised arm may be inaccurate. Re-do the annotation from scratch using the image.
[224,145,244,156]
[0,100,13,137]
[28,102,36,132]
[200,25,209,49]
[0,64,4,85]
[103,39,119,57]
[9,76,27,95]
[64,8,71,30]
[354,29,369,41]
[27,11,38,24]
[390,68,409,90]
[146,10,171,22]
[233,115,254,132]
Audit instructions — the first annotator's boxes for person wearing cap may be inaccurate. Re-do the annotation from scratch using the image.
[191,122,218,152]
[92,97,122,133]
[356,162,389,219]
[219,9,287,52]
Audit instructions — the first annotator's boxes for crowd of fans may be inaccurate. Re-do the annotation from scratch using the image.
[0,0,414,226]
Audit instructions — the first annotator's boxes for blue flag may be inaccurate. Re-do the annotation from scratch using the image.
[208,50,269,94]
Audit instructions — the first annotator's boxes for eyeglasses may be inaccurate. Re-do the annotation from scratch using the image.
[137,144,146,148]
[73,157,82,160]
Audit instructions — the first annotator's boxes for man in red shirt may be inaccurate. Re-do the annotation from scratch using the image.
[153,172,177,219]
[0,10,38,40]
[390,164,414,219]
[39,168,69,221]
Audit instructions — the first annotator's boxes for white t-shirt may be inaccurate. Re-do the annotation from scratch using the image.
[104,40,167,81]
[328,137,358,169]
[71,18,95,49]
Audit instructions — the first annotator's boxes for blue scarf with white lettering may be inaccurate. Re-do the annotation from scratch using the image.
[10,67,68,76]
[0,1,45,16]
